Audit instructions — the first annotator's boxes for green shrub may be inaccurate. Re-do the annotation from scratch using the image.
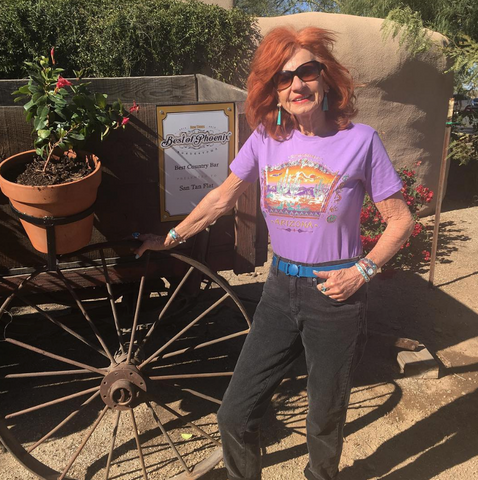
[0,0,260,87]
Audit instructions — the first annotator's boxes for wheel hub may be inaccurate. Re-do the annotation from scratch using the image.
[100,364,148,410]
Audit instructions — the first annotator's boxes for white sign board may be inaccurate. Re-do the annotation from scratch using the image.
[158,103,235,221]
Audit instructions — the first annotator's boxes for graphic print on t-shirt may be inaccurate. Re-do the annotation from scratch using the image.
[261,155,341,221]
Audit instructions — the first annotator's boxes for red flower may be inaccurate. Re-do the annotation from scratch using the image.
[129,100,140,113]
[121,117,130,126]
[51,47,55,65]
[422,250,431,262]
[56,76,72,89]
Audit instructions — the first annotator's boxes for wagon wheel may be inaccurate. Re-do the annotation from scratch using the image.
[0,242,251,480]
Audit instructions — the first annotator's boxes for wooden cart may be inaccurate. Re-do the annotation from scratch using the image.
[0,75,268,479]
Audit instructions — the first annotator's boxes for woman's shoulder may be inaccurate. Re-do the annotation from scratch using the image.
[341,123,378,138]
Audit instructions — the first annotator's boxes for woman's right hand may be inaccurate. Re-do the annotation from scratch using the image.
[134,233,170,258]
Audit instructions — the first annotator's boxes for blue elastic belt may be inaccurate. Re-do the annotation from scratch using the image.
[272,255,356,278]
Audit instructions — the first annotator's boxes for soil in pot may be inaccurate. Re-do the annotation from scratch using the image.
[7,150,94,187]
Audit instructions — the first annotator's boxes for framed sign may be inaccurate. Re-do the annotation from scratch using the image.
[158,103,235,221]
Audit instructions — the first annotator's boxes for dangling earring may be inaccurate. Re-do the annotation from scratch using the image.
[277,103,282,126]
[322,93,329,112]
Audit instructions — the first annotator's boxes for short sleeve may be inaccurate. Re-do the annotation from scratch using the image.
[229,129,261,183]
[365,131,403,202]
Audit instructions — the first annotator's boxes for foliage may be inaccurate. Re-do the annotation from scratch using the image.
[13,50,138,171]
[234,0,339,16]
[335,0,478,93]
[381,6,434,56]
[360,166,433,271]
[449,124,478,166]
[0,0,260,87]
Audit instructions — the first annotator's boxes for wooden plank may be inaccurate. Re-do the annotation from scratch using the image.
[233,106,268,274]
[397,345,440,379]
[0,76,197,107]
[197,74,247,103]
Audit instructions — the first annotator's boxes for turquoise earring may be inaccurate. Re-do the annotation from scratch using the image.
[322,93,329,112]
[277,103,282,126]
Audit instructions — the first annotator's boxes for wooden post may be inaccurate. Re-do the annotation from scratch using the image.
[428,98,455,287]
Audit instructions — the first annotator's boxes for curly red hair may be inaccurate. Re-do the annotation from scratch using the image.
[246,26,357,140]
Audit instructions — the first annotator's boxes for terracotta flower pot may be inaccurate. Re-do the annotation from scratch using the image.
[0,150,101,255]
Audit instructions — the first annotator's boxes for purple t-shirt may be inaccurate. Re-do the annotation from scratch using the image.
[230,123,402,264]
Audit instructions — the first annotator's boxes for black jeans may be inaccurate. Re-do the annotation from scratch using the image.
[217,265,368,480]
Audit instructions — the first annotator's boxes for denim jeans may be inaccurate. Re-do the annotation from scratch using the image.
[217,263,368,480]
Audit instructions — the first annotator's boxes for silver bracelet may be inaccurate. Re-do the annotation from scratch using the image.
[168,228,186,244]
[359,258,378,279]
[355,262,370,282]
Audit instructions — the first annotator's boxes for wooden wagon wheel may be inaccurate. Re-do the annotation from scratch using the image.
[0,243,251,479]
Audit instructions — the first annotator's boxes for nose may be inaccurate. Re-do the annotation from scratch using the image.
[290,73,306,90]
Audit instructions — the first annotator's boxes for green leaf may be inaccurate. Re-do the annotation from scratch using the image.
[180,433,193,440]
[33,116,47,131]
[95,93,107,109]
[69,132,86,141]
[13,85,30,95]
[38,129,51,139]
[23,99,35,111]
[54,108,67,120]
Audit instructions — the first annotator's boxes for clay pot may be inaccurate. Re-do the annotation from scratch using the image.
[0,150,101,254]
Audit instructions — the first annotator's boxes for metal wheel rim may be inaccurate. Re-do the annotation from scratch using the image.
[0,243,251,479]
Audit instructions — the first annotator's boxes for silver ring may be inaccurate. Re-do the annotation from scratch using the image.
[321,284,327,293]
[132,232,141,239]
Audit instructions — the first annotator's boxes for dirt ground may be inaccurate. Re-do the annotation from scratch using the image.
[1,199,477,480]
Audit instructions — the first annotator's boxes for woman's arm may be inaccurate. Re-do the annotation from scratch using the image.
[135,172,252,257]
[315,192,415,301]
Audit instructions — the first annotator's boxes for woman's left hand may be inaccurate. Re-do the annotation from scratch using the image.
[313,266,365,302]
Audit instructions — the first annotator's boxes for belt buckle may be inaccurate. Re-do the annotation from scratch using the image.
[287,263,300,276]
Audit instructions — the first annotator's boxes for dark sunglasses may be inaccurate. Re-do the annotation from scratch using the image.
[274,60,325,91]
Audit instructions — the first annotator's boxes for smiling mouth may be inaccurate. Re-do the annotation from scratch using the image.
[292,96,310,103]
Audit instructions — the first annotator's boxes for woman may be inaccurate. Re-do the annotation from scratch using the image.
[135,26,414,480]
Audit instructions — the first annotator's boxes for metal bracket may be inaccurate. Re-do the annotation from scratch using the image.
[9,202,96,271]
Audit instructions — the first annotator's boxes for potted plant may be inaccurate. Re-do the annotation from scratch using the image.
[0,49,139,254]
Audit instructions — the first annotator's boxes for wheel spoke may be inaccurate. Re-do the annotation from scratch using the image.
[129,408,148,479]
[127,252,150,364]
[104,409,121,480]
[4,338,106,376]
[15,293,109,359]
[0,269,44,319]
[58,405,109,480]
[136,265,195,353]
[4,369,100,379]
[28,391,101,453]
[171,385,222,406]
[6,386,100,420]
[100,250,126,355]
[149,372,233,381]
[162,329,249,359]
[146,401,190,474]
[139,293,230,369]
[56,269,116,364]
[148,394,220,447]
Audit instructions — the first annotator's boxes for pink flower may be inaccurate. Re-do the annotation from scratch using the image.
[121,117,130,126]
[51,47,56,65]
[129,100,140,113]
[56,76,72,89]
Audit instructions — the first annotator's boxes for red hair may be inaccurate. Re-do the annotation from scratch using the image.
[246,26,357,140]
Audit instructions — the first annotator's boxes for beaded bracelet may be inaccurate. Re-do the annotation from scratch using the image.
[168,228,186,244]
[355,262,371,282]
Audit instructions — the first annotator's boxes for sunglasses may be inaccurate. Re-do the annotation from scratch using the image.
[274,60,325,91]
